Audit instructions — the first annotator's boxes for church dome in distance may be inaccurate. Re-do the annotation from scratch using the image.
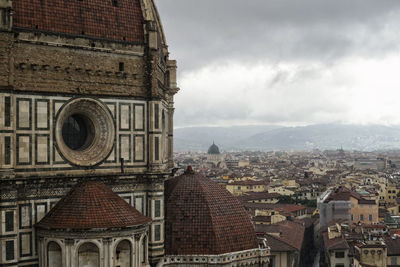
[207,142,220,154]
[164,167,259,255]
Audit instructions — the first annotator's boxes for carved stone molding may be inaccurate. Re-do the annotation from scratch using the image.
[55,98,115,166]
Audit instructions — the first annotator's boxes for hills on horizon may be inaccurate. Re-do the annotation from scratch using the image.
[174,124,400,152]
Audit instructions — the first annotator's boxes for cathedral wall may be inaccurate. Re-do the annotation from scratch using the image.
[0,31,172,178]
[0,93,154,176]
[0,2,176,265]
[9,32,147,97]
[0,32,12,87]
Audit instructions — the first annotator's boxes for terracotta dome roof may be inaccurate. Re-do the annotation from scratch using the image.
[12,0,144,43]
[36,182,151,230]
[165,168,258,255]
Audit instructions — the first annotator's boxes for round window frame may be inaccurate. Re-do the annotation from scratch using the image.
[55,98,115,166]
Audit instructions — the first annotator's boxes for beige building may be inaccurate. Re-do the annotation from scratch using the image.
[226,180,268,196]
[353,241,387,267]
[281,179,299,189]
[322,224,351,267]
[385,183,400,204]
[318,187,378,226]
[268,186,295,196]
[349,196,379,225]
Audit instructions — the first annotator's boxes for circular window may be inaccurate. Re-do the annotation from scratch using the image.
[62,114,94,150]
[55,98,115,166]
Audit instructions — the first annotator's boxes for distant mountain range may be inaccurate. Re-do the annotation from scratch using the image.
[174,124,400,152]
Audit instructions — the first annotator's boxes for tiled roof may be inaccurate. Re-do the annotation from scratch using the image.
[242,202,306,217]
[229,180,268,186]
[13,0,144,43]
[384,236,400,256]
[322,232,349,251]
[255,220,305,251]
[265,234,296,252]
[36,182,151,230]
[325,186,375,204]
[165,170,259,255]
[278,204,306,213]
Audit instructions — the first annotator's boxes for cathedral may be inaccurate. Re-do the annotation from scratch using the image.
[0,1,269,266]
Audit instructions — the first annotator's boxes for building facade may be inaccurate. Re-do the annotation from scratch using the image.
[0,0,178,266]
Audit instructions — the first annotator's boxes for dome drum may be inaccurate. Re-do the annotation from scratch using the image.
[37,231,150,267]
[160,248,270,266]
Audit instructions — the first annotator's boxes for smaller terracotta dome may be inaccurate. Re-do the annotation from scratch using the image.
[165,168,258,255]
[36,181,151,230]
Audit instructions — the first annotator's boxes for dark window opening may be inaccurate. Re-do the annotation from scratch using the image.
[154,104,159,129]
[112,0,119,7]
[6,240,14,260]
[335,251,345,258]
[165,71,170,87]
[119,62,124,72]
[62,114,94,151]
[4,136,10,164]
[5,211,14,232]
[154,137,159,161]
[154,225,161,241]
[2,10,5,26]
[4,96,10,126]
[155,200,161,217]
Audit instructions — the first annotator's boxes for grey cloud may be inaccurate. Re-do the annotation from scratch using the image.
[155,0,400,127]
[156,0,400,71]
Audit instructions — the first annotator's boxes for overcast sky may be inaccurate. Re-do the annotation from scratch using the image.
[155,0,400,128]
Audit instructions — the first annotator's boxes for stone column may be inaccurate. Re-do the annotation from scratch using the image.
[38,237,45,267]
[134,234,141,266]
[103,237,112,267]
[65,238,74,267]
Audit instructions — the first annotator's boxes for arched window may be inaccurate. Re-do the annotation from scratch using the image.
[115,240,131,267]
[47,241,62,267]
[78,242,99,267]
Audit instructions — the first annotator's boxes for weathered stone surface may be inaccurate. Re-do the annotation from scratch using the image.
[0,0,179,266]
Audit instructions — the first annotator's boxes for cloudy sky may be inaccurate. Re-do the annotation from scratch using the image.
[155,0,400,128]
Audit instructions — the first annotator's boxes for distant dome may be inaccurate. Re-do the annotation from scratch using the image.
[36,181,151,230]
[164,168,258,255]
[207,142,220,154]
